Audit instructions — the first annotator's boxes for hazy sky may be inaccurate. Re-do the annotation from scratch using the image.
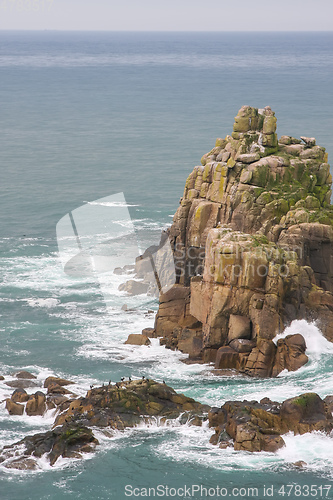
[0,0,332,31]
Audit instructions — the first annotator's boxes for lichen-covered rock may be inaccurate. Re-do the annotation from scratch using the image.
[0,423,99,468]
[118,279,149,295]
[208,393,333,453]
[53,379,208,430]
[280,393,332,434]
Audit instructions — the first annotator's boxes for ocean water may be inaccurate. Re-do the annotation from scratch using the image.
[0,31,333,499]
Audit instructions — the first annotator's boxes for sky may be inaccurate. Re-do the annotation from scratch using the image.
[0,0,332,31]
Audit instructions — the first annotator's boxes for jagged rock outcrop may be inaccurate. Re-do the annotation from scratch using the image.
[208,392,333,452]
[154,105,333,372]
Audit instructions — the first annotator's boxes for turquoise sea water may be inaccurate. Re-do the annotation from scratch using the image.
[0,31,333,499]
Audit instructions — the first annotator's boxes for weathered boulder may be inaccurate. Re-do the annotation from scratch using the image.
[280,393,332,434]
[149,105,333,374]
[4,458,38,470]
[5,379,38,389]
[209,393,333,452]
[118,279,149,295]
[324,395,333,413]
[272,334,308,377]
[177,327,203,358]
[215,346,248,371]
[11,388,29,403]
[44,376,74,388]
[124,334,151,346]
[141,327,156,338]
[14,371,37,379]
[234,422,285,453]
[244,339,277,377]
[227,315,251,342]
[53,379,208,430]
[47,395,69,407]
[46,383,74,395]
[229,339,256,353]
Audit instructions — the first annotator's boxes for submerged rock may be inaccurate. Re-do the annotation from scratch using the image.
[11,388,29,403]
[53,379,208,430]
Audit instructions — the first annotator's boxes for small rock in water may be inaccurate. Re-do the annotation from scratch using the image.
[25,392,47,416]
[141,327,156,338]
[5,380,39,389]
[14,371,37,379]
[300,136,316,146]
[5,458,38,470]
[5,399,24,415]
[118,280,149,295]
[0,423,99,467]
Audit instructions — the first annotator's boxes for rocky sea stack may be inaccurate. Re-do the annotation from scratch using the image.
[150,105,333,375]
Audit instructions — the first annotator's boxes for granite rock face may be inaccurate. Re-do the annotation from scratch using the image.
[0,424,99,469]
[154,106,333,372]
